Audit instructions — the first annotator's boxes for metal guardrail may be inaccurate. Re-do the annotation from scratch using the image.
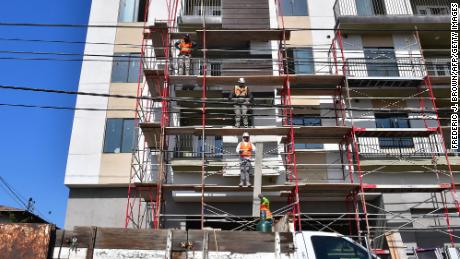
[425,57,450,77]
[357,135,444,159]
[173,135,223,159]
[180,0,221,17]
[334,0,451,17]
[345,57,425,78]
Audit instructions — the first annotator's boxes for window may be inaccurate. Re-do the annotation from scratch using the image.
[103,119,136,153]
[287,48,314,74]
[363,47,399,77]
[292,116,321,126]
[118,0,147,22]
[355,0,386,16]
[111,53,142,83]
[416,6,449,15]
[280,0,308,16]
[375,113,414,148]
[295,143,323,149]
[311,236,370,259]
[292,116,324,149]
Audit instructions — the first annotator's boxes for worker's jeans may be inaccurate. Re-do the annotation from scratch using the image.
[178,54,191,75]
[234,98,249,127]
[240,158,251,185]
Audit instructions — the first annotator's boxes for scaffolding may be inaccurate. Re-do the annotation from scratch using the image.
[124,0,460,254]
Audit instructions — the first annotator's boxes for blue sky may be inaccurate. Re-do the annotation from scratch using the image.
[0,1,92,227]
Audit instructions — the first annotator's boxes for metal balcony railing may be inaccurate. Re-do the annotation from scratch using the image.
[173,135,223,159]
[425,57,451,77]
[171,57,275,76]
[334,0,451,18]
[180,0,222,17]
[345,57,425,78]
[357,134,444,159]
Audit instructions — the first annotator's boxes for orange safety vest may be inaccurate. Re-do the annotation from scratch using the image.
[179,41,193,55]
[234,85,248,97]
[239,141,253,157]
[260,207,273,220]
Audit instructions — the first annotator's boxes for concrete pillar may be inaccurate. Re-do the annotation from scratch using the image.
[252,142,264,217]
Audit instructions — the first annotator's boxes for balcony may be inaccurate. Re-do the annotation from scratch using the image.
[356,134,443,159]
[425,57,450,77]
[333,0,451,29]
[178,0,222,25]
[345,57,425,86]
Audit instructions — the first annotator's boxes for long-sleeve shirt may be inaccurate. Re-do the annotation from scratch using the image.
[236,141,256,159]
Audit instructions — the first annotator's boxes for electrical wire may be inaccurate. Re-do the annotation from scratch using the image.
[0,84,453,115]
[0,22,452,31]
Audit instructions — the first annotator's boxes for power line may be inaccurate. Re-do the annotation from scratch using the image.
[0,176,28,209]
[0,22,452,31]
[0,103,135,112]
[0,176,51,222]
[0,84,453,116]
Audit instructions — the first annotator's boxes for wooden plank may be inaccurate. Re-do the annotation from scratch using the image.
[95,228,168,250]
[208,231,276,252]
[171,230,188,252]
[385,232,408,259]
[430,76,450,85]
[54,228,91,248]
[253,143,264,217]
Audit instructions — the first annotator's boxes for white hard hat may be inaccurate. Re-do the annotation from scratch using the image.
[242,132,250,137]
[238,77,245,84]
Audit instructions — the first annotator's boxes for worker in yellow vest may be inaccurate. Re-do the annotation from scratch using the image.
[175,34,197,75]
[236,132,256,187]
[229,78,253,127]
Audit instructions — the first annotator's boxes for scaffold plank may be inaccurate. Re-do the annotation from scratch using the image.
[143,73,342,90]
[354,128,438,137]
[133,183,360,192]
[140,124,352,147]
[362,183,454,193]
[430,76,450,85]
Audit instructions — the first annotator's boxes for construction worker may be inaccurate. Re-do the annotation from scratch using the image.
[229,77,253,128]
[236,132,256,187]
[258,194,273,222]
[175,34,197,75]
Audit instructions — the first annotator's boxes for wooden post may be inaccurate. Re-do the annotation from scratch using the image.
[252,142,264,217]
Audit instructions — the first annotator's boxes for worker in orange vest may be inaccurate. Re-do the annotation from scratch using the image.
[258,194,273,222]
[229,78,253,127]
[174,34,197,75]
[236,132,256,187]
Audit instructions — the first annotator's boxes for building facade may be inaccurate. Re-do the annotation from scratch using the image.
[65,0,459,256]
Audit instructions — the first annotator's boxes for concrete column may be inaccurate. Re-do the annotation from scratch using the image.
[252,143,264,217]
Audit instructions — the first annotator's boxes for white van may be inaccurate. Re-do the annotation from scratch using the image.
[294,231,378,259]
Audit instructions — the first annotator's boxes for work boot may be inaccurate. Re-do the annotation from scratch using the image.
[239,182,244,187]
[245,182,252,187]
